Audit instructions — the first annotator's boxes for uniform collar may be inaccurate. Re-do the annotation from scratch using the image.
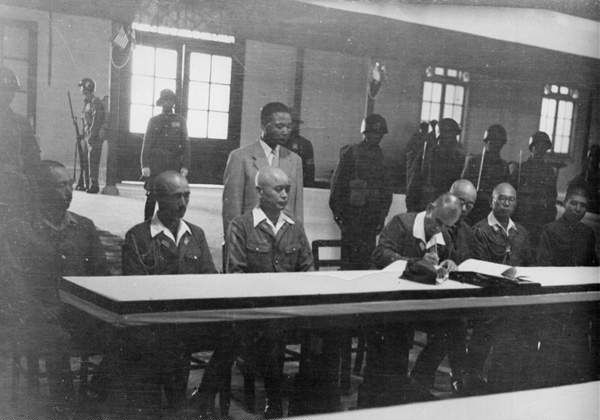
[41,211,77,232]
[487,212,517,235]
[150,214,191,246]
[413,211,445,249]
[253,206,294,234]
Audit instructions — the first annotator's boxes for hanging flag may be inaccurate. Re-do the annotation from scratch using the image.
[112,25,129,50]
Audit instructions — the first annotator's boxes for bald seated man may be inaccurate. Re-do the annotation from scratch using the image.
[410,180,478,393]
[197,167,314,419]
[472,182,533,266]
[361,194,462,408]
[120,170,216,415]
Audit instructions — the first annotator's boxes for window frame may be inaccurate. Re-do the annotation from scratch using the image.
[420,66,469,139]
[128,30,242,143]
[539,84,578,156]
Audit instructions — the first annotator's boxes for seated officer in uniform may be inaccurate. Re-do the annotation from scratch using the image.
[537,182,598,266]
[120,171,217,416]
[9,160,108,415]
[410,179,477,393]
[361,193,461,407]
[212,166,314,418]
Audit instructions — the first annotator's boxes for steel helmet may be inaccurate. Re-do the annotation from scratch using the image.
[438,118,461,135]
[483,124,507,145]
[528,131,552,152]
[0,67,22,92]
[360,113,388,134]
[156,89,177,106]
[78,77,96,93]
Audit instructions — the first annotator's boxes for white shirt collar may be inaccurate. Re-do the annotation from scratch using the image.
[253,206,294,234]
[259,139,279,164]
[150,214,191,246]
[413,211,445,249]
[487,212,517,235]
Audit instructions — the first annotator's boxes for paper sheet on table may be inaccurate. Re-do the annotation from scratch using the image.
[383,259,408,272]
[457,259,514,277]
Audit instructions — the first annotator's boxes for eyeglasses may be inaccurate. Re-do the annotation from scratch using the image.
[458,198,475,210]
[495,195,516,204]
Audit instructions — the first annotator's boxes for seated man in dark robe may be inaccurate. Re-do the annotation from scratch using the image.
[536,183,598,386]
[361,193,461,407]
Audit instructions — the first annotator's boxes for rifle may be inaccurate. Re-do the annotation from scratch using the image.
[67,91,88,188]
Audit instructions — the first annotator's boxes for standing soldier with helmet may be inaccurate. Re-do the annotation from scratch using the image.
[512,131,557,246]
[77,77,105,193]
[141,88,190,221]
[461,124,510,225]
[329,113,393,270]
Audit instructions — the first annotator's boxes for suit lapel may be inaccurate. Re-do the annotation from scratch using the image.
[251,141,269,171]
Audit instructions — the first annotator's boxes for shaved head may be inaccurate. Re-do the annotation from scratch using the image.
[154,171,190,223]
[424,193,462,239]
[450,179,477,218]
[491,182,517,220]
[154,170,189,197]
[492,182,516,199]
[256,167,291,214]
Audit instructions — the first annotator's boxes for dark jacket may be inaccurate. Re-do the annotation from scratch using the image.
[472,216,533,266]
[329,142,392,227]
[0,107,41,172]
[462,154,510,225]
[82,95,105,145]
[537,217,598,266]
[141,111,191,181]
[372,212,451,269]
[122,219,216,275]
[286,133,315,187]
[226,210,313,273]
[445,219,477,265]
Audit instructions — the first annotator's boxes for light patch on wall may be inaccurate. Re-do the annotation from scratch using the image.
[131,22,235,44]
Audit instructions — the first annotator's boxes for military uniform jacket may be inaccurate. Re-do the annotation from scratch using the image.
[141,111,191,179]
[0,107,40,172]
[226,210,313,273]
[537,217,598,266]
[122,218,217,276]
[513,157,557,225]
[329,142,392,227]
[286,133,315,186]
[82,95,105,145]
[472,214,533,266]
[372,212,451,269]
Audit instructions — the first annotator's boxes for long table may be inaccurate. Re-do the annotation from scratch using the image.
[59,267,599,335]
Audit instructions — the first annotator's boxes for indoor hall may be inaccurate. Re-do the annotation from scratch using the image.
[0,0,599,419]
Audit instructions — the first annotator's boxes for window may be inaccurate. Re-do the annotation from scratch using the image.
[539,84,578,154]
[420,66,469,129]
[1,19,37,127]
[186,52,231,139]
[128,25,237,140]
[129,45,177,133]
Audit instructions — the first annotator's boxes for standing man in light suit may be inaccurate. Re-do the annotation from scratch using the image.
[222,102,303,235]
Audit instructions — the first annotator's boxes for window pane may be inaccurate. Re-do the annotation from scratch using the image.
[131,75,155,104]
[210,55,232,84]
[434,67,444,76]
[421,102,431,122]
[207,111,229,139]
[447,68,457,78]
[541,98,557,118]
[442,103,453,118]
[430,103,440,121]
[423,82,432,102]
[454,85,464,105]
[155,48,177,78]
[557,100,573,119]
[431,83,442,102]
[209,84,230,112]
[154,77,176,98]
[187,109,208,138]
[453,106,462,123]
[130,104,153,133]
[132,45,155,76]
[190,52,211,82]
[551,85,558,93]
[559,86,569,95]
[188,81,209,109]
[445,84,455,105]
[3,25,29,59]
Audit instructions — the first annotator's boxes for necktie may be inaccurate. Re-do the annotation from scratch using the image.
[271,149,279,167]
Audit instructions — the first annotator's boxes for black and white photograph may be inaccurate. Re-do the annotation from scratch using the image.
[0,1,598,419]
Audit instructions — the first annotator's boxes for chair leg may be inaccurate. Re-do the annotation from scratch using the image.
[340,337,352,392]
[354,336,366,375]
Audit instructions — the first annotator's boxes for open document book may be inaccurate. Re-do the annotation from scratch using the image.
[449,259,541,290]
